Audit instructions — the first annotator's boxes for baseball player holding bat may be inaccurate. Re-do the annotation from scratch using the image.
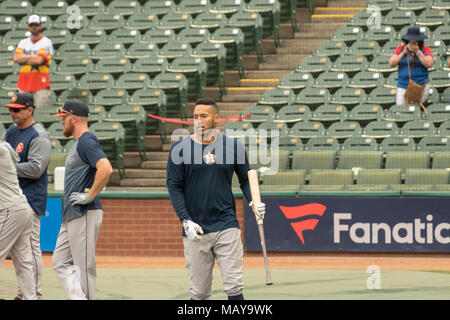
[0,141,37,300]
[166,98,265,300]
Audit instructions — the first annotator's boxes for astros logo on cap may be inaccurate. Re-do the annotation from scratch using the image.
[16,142,24,153]
[11,94,17,103]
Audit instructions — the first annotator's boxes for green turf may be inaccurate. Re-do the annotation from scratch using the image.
[1,268,450,300]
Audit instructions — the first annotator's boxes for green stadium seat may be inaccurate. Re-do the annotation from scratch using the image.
[131,56,168,78]
[257,121,290,139]
[0,0,32,17]
[295,56,331,76]
[175,0,211,17]
[158,41,193,60]
[347,104,383,126]
[274,104,311,124]
[89,121,126,178]
[312,71,349,92]
[431,0,450,9]
[77,73,114,91]
[425,103,450,124]
[337,150,384,169]
[92,58,132,75]
[89,12,125,32]
[149,72,188,120]
[382,9,417,30]
[210,0,245,17]
[123,12,159,31]
[90,88,129,109]
[347,39,381,59]
[0,74,18,91]
[429,70,450,89]
[112,73,150,90]
[223,121,254,139]
[0,106,12,128]
[291,150,336,173]
[278,71,313,93]
[430,25,450,45]
[72,28,107,45]
[397,0,428,10]
[355,168,402,185]
[348,71,385,90]
[50,74,76,92]
[289,121,326,139]
[48,122,72,143]
[310,104,347,123]
[366,87,397,107]
[330,25,363,45]
[404,168,449,186]
[42,29,72,48]
[156,11,193,32]
[176,27,211,48]
[380,39,403,57]
[382,104,421,123]
[54,58,93,76]
[304,169,353,189]
[142,0,175,18]
[190,11,229,32]
[362,120,399,139]
[363,25,397,45]
[0,43,16,61]
[191,41,227,95]
[106,0,141,16]
[227,11,263,62]
[0,60,18,78]
[330,55,368,76]
[277,136,303,152]
[125,43,159,59]
[127,88,168,141]
[33,0,67,17]
[53,13,89,30]
[53,43,90,62]
[367,0,397,13]
[104,104,147,161]
[380,136,416,151]
[437,119,450,137]
[244,0,281,46]
[89,43,126,61]
[425,39,446,58]
[385,151,430,176]
[431,151,450,168]
[72,0,106,17]
[314,40,347,60]
[260,170,305,192]
[368,55,399,73]
[34,106,61,128]
[0,16,16,35]
[329,88,367,107]
[417,135,450,152]
[167,56,207,101]
[398,120,436,139]
[328,121,363,140]
[296,88,331,108]
[210,26,245,78]
[2,30,31,46]
[258,88,296,107]
[87,105,107,125]
[415,8,450,28]
[341,136,379,151]
[347,10,372,29]
[49,139,63,153]
[108,28,142,45]
[141,29,177,48]
[241,104,276,124]
[304,136,340,151]
[384,72,398,88]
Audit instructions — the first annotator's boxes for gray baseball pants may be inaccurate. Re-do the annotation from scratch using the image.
[183,227,245,300]
[0,201,37,300]
[52,209,103,300]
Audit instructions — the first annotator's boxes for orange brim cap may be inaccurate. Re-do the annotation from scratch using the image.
[4,103,27,108]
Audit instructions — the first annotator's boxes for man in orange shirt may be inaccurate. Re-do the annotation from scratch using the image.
[13,15,54,108]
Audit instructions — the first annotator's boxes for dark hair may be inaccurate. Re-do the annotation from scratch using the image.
[194,97,219,113]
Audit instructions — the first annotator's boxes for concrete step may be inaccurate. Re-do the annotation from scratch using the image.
[141,160,167,170]
[326,0,367,7]
[295,23,347,39]
[120,178,166,188]
[277,38,325,55]
[258,54,307,70]
[120,169,167,179]
[144,135,163,151]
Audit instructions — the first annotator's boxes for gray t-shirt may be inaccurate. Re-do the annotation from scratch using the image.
[63,131,107,222]
[0,141,27,210]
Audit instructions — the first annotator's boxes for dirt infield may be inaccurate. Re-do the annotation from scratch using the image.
[4,253,446,271]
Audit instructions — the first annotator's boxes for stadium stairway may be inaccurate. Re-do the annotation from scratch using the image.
[108,0,367,191]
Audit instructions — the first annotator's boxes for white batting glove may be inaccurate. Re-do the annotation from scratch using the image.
[182,220,204,241]
[249,201,266,220]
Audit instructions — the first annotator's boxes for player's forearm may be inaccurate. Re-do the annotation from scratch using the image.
[88,159,112,200]
[13,54,44,65]
[15,137,51,179]
[167,187,192,222]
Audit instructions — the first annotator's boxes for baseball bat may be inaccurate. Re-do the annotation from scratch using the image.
[248,169,273,286]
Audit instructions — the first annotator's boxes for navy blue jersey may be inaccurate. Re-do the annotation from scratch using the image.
[167,134,252,235]
[63,131,107,222]
[3,122,50,215]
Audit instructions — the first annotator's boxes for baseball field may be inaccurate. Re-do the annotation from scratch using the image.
[1,253,449,300]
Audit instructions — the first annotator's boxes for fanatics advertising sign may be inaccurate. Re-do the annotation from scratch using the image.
[245,198,450,253]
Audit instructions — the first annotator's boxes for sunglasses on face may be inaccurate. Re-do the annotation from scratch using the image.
[57,107,76,117]
[28,23,41,27]
[9,107,31,113]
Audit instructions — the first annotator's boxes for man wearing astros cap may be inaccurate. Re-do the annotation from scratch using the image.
[1,92,51,299]
[51,99,112,300]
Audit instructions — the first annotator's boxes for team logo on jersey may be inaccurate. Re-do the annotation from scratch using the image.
[15,142,24,153]
[203,152,216,165]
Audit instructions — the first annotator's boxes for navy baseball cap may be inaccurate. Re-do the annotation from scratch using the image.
[53,99,90,117]
[3,92,34,109]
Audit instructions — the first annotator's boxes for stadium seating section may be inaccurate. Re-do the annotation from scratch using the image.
[1,0,450,191]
